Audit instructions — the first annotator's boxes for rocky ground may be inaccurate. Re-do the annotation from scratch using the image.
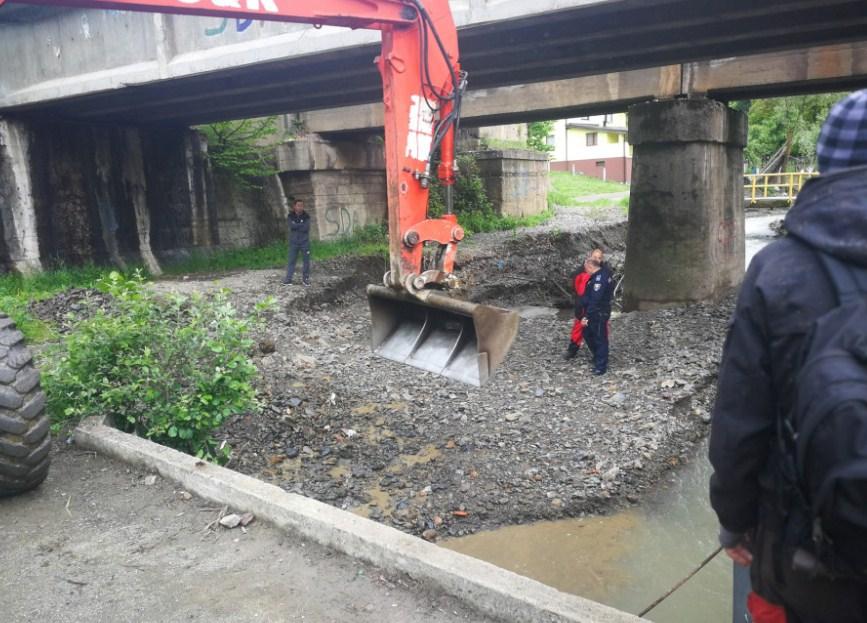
[32,205,735,542]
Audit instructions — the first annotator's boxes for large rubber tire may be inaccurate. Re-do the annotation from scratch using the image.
[0,314,50,497]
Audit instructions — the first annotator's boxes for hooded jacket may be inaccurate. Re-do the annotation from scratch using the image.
[288,210,311,247]
[709,164,867,535]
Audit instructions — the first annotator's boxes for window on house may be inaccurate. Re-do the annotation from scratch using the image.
[605,114,615,125]
[546,134,556,146]
[586,132,598,147]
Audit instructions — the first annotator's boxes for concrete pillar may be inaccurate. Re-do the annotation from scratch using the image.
[275,135,387,241]
[623,99,746,311]
[122,129,162,276]
[0,119,43,274]
[472,149,550,218]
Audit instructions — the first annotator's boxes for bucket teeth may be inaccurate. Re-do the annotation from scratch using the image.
[367,285,519,386]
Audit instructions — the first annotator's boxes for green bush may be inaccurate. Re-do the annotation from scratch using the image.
[42,271,268,463]
[428,153,493,218]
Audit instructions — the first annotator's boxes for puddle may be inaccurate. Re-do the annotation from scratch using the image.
[354,484,394,518]
[388,444,442,473]
[443,444,730,621]
[328,465,349,480]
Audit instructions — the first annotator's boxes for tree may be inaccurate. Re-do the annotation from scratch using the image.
[199,117,281,188]
[527,121,555,153]
[739,94,847,172]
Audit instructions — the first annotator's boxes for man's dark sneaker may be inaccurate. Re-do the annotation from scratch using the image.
[281,279,293,286]
[302,280,310,287]
[563,343,580,360]
[593,369,606,376]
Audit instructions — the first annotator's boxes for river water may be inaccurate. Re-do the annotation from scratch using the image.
[442,213,783,621]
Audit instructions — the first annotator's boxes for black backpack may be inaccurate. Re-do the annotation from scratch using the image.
[781,252,867,580]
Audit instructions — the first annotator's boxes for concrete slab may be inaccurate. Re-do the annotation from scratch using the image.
[0,443,494,623]
[74,418,645,623]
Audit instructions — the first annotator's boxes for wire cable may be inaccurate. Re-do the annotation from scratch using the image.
[637,546,724,618]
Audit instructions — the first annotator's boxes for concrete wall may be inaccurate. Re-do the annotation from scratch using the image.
[275,136,387,242]
[623,99,746,310]
[471,149,550,218]
[0,123,554,273]
[0,117,289,273]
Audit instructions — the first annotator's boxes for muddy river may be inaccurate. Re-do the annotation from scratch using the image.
[442,213,782,621]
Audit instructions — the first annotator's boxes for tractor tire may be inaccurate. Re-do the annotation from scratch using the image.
[0,313,50,497]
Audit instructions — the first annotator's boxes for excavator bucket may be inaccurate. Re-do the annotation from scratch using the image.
[367,285,519,387]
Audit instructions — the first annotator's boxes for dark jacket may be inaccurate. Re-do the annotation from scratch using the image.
[580,265,615,319]
[288,211,311,247]
[710,164,867,534]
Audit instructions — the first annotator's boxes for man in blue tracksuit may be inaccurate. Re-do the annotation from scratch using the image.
[580,257,615,375]
[283,198,311,286]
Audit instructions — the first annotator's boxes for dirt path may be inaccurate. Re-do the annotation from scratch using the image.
[0,444,493,623]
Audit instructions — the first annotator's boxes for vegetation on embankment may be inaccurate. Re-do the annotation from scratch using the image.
[548,171,629,207]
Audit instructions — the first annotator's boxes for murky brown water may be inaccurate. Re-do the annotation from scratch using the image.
[442,445,731,621]
[441,216,781,620]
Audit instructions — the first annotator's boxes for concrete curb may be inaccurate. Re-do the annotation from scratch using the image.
[74,419,645,623]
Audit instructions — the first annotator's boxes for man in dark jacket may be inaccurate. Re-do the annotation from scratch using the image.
[709,90,867,622]
[580,257,615,375]
[283,198,311,286]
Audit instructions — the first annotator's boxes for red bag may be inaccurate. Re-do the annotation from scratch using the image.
[747,592,787,623]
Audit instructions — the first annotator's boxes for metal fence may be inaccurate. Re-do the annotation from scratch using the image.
[744,171,819,205]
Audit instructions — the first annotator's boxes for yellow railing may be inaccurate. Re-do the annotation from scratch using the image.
[745,171,819,205]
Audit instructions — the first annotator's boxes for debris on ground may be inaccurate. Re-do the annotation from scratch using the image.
[34,206,732,541]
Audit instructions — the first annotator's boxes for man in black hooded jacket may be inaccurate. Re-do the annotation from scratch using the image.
[709,90,867,622]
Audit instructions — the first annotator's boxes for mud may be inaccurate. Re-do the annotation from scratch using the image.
[33,206,733,541]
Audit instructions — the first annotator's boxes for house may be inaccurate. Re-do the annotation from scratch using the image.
[548,113,632,183]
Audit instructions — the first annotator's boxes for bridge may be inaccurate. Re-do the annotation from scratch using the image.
[1,0,866,311]
[2,0,867,123]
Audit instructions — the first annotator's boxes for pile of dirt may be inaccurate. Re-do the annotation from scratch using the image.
[33,206,733,541]
[186,207,731,540]
[28,288,111,332]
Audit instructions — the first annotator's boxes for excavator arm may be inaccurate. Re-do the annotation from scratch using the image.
[2,0,519,385]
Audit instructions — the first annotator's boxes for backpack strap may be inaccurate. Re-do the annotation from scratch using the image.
[818,253,867,306]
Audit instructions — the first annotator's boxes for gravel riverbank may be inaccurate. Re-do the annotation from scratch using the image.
[35,206,734,541]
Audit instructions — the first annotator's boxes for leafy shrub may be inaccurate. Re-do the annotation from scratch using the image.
[199,117,280,189]
[428,153,493,219]
[527,121,555,153]
[42,271,268,463]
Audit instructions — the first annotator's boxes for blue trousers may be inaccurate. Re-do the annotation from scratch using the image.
[286,243,310,282]
[583,315,609,374]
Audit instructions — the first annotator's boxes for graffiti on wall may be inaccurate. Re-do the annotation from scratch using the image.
[324,206,354,237]
[204,18,260,36]
[715,218,737,257]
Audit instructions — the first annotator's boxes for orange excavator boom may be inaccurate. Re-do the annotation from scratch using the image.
[2,0,519,385]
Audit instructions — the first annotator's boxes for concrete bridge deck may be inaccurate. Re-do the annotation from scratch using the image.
[2,0,867,124]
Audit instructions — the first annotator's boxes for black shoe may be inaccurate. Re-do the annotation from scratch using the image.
[563,344,580,360]
[593,369,606,376]
[281,279,293,286]
[302,280,310,287]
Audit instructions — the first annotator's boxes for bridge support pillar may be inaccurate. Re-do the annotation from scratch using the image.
[274,135,387,241]
[623,98,747,311]
[0,119,43,275]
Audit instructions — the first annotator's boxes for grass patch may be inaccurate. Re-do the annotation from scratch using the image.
[162,224,389,276]
[460,208,554,234]
[0,264,139,342]
[549,171,629,207]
